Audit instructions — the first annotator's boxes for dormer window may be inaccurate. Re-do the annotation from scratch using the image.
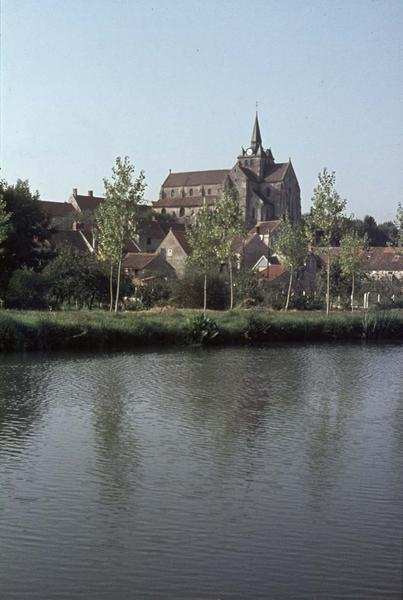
[189,189,193,196]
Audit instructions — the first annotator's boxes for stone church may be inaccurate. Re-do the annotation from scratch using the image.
[152,114,301,226]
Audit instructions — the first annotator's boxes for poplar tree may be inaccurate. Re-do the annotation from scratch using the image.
[306,169,346,315]
[186,206,220,314]
[96,157,146,312]
[395,202,403,252]
[273,215,308,311]
[0,187,10,247]
[339,232,367,311]
[214,182,244,310]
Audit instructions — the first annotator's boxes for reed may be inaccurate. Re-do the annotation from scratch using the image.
[0,308,401,353]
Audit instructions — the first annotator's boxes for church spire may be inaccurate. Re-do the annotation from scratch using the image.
[251,112,262,153]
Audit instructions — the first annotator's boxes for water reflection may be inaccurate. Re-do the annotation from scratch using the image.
[0,344,401,600]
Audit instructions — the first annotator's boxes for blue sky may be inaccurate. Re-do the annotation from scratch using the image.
[2,0,403,221]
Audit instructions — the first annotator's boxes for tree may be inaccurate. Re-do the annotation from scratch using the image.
[273,215,308,311]
[0,186,10,247]
[214,181,245,309]
[306,169,347,315]
[0,179,51,293]
[96,157,146,312]
[339,232,367,311]
[395,202,403,252]
[186,206,220,314]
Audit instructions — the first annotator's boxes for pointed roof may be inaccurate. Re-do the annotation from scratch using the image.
[251,113,262,152]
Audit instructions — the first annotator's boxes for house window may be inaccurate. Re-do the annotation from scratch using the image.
[171,189,175,197]
[179,207,185,217]
[189,188,193,196]
[167,248,173,257]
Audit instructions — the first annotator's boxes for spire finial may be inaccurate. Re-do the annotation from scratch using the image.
[251,111,262,152]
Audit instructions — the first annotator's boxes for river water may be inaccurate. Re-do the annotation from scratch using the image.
[0,344,402,599]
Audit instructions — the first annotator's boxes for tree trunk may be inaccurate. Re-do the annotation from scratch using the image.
[109,262,114,312]
[285,269,293,311]
[114,259,122,313]
[326,250,331,316]
[229,257,234,310]
[351,271,355,312]
[203,273,207,316]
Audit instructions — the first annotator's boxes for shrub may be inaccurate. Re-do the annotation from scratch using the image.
[187,313,219,344]
[6,269,49,309]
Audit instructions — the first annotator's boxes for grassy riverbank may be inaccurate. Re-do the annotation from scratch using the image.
[0,308,402,352]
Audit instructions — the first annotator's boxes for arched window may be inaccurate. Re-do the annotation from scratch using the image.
[207,188,211,195]
[179,207,185,217]
[189,188,193,196]
[171,210,176,217]
[161,208,166,215]
[171,189,175,197]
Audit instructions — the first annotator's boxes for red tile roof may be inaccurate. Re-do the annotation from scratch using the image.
[260,264,289,282]
[316,246,403,272]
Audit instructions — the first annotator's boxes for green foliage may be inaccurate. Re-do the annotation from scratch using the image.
[396,203,403,251]
[96,157,146,310]
[186,206,220,273]
[274,214,308,309]
[187,313,219,344]
[171,267,228,309]
[6,269,49,310]
[0,185,10,246]
[0,179,51,293]
[306,169,347,314]
[233,269,263,307]
[43,249,118,310]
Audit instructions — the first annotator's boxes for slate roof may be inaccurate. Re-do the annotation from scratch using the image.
[122,253,159,270]
[153,196,217,208]
[161,169,230,188]
[51,230,91,253]
[41,201,75,218]
[264,163,289,183]
[171,229,192,254]
[73,194,104,212]
[249,220,281,236]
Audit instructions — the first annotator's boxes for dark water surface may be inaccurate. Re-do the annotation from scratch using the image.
[0,344,402,599]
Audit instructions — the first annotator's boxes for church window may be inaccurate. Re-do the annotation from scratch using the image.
[171,211,176,217]
[189,188,193,196]
[207,189,211,195]
[179,207,185,217]
[171,189,175,197]
[161,208,166,215]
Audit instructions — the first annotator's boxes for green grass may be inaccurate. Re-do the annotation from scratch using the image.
[0,308,402,353]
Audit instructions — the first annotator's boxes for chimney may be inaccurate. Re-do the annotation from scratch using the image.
[88,190,93,197]
[73,188,78,196]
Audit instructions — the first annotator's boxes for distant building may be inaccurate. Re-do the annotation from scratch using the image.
[153,114,301,226]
